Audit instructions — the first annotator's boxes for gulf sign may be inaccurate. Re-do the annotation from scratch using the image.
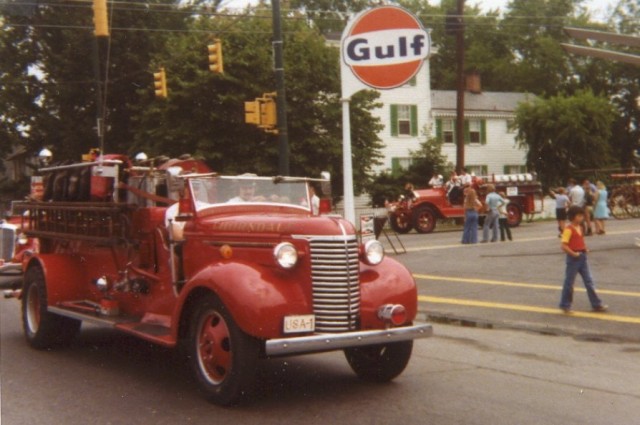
[342,6,430,89]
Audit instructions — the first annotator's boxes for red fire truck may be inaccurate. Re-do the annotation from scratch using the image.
[387,174,543,234]
[6,154,432,405]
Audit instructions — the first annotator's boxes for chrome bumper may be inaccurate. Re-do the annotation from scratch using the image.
[265,323,433,357]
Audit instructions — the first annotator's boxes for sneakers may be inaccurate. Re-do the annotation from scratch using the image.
[592,305,608,312]
[560,307,572,314]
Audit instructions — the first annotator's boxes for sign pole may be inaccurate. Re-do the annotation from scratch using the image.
[340,6,430,225]
[341,98,356,224]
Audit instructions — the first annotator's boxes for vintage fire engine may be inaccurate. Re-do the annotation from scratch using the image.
[7,154,432,405]
[387,173,543,234]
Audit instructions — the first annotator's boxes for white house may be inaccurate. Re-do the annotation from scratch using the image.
[364,62,533,179]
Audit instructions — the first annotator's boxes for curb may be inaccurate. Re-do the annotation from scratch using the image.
[417,309,640,344]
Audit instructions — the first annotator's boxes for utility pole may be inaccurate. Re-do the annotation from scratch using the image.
[455,0,465,173]
[92,0,109,154]
[271,0,290,176]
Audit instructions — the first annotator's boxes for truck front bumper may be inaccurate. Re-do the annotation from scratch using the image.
[265,323,433,357]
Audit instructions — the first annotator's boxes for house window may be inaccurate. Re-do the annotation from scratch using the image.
[397,105,411,136]
[468,119,481,144]
[390,105,418,137]
[467,165,488,177]
[442,119,454,144]
[503,165,527,174]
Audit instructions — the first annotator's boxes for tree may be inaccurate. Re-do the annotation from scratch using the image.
[367,134,451,207]
[131,11,383,196]
[0,0,188,162]
[515,91,616,188]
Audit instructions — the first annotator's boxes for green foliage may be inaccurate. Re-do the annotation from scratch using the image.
[131,12,383,196]
[515,91,616,189]
[367,134,451,207]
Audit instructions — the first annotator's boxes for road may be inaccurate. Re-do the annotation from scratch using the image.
[386,218,640,342]
[2,298,640,424]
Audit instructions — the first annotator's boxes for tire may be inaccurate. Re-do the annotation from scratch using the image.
[187,294,260,406]
[506,203,522,227]
[608,190,631,219]
[389,212,412,234]
[344,340,413,382]
[412,206,437,234]
[22,266,81,349]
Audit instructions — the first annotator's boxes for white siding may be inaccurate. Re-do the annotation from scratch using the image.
[439,117,527,176]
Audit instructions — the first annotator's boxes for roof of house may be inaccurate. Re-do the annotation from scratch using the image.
[431,90,535,118]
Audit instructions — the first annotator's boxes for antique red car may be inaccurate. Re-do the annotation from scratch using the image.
[7,155,432,405]
[387,174,543,234]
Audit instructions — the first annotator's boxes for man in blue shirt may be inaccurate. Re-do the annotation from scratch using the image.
[482,184,505,243]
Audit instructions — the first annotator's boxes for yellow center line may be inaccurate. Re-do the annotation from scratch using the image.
[413,274,640,298]
[418,295,640,325]
[402,228,640,252]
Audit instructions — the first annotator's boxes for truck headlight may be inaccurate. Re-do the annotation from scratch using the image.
[274,242,298,269]
[363,240,384,265]
[17,234,28,245]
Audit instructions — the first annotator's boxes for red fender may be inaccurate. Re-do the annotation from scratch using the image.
[172,262,310,340]
[26,255,93,305]
[359,257,418,329]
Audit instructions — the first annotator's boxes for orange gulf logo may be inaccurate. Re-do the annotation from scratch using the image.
[342,6,430,89]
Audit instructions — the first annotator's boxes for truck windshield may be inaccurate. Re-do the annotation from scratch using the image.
[188,177,311,211]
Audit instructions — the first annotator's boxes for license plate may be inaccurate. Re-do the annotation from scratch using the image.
[283,315,315,334]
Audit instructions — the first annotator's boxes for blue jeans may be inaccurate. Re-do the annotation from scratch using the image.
[462,209,478,244]
[559,253,603,309]
[482,209,499,242]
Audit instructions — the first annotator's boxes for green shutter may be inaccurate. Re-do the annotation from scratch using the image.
[482,166,488,176]
[409,76,417,86]
[410,105,418,137]
[391,158,400,176]
[464,119,470,144]
[390,105,398,137]
[503,165,509,174]
[436,118,442,142]
[481,119,487,145]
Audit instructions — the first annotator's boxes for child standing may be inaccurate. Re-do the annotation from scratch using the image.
[498,192,512,241]
[550,187,570,237]
[559,206,608,314]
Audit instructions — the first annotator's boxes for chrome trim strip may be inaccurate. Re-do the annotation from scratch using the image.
[265,323,433,356]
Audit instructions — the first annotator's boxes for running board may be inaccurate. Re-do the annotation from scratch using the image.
[48,305,176,347]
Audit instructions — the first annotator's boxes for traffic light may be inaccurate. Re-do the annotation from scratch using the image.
[245,101,260,125]
[93,0,109,37]
[207,40,224,74]
[153,67,167,99]
[259,93,277,129]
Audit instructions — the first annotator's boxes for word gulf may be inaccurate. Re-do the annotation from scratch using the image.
[344,30,428,66]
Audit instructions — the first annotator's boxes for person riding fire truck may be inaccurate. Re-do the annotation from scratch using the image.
[4,151,432,405]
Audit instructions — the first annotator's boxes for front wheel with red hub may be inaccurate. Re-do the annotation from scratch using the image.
[188,294,260,406]
[22,266,81,349]
[389,212,412,234]
[506,203,523,227]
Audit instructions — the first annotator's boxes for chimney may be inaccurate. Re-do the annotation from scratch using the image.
[466,72,481,94]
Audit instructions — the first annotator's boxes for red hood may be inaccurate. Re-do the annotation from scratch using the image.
[195,210,356,238]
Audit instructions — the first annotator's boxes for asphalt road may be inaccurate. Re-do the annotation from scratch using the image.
[385,218,640,342]
[2,298,640,425]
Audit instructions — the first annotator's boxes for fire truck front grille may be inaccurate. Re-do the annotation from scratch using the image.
[0,225,16,262]
[309,237,360,332]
